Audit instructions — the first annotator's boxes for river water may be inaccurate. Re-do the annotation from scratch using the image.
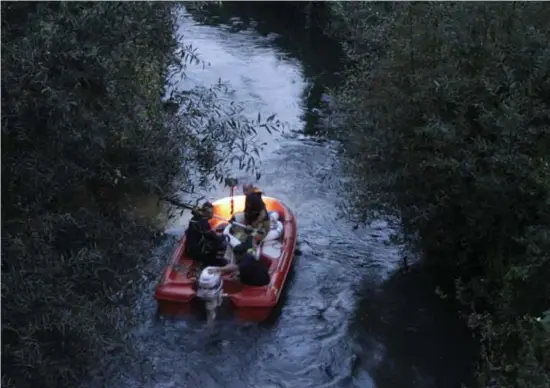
[84,6,474,388]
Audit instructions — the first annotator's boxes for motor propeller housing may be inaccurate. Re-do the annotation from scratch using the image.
[196,267,224,322]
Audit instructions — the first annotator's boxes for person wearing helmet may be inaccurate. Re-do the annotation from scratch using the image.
[209,237,270,287]
[242,184,270,239]
[185,201,228,267]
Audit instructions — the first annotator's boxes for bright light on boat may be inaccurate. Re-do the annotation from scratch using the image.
[212,195,246,219]
[212,195,285,220]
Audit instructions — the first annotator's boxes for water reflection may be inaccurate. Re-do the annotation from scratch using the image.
[351,267,477,388]
[186,3,345,138]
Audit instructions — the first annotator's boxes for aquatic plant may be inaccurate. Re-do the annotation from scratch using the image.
[327,3,550,387]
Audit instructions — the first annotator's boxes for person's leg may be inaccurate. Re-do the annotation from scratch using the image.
[217,235,229,254]
[200,238,228,268]
[215,237,229,261]
[203,254,228,267]
[255,219,271,244]
[230,213,248,242]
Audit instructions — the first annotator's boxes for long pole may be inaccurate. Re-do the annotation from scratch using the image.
[162,196,261,233]
[230,185,234,216]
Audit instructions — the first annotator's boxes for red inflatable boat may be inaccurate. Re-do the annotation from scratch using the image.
[154,195,298,322]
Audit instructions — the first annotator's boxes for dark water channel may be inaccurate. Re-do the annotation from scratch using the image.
[83,5,475,388]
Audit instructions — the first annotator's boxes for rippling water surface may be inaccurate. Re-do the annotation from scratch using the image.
[83,7,474,388]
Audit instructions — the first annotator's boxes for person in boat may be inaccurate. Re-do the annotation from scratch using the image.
[242,183,270,238]
[210,237,270,287]
[185,201,228,267]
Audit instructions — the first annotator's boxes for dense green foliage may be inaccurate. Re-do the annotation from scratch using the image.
[327,3,550,387]
[1,3,278,387]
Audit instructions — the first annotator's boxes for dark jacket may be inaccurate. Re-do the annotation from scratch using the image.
[238,253,270,287]
[244,189,267,225]
[232,237,270,286]
[185,215,223,259]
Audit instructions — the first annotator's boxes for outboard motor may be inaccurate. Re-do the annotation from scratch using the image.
[196,267,224,322]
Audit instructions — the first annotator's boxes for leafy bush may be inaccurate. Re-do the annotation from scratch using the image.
[327,3,550,387]
[1,3,279,387]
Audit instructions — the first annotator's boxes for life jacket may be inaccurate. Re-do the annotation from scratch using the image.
[185,215,216,259]
[238,253,270,287]
[244,187,267,225]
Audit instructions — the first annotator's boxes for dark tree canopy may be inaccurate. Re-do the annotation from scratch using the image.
[327,3,550,387]
[1,2,279,387]
[1,3,181,387]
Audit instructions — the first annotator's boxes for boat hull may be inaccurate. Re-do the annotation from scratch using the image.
[154,195,297,322]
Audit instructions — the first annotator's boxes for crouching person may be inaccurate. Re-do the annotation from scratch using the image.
[210,239,270,286]
[185,202,228,267]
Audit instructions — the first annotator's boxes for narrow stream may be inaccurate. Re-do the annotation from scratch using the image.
[83,6,474,388]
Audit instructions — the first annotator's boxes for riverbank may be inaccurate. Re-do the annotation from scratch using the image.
[1,3,271,387]
[2,4,178,387]
[325,3,550,387]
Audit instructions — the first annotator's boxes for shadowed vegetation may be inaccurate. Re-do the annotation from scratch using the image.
[327,3,550,387]
[1,2,279,387]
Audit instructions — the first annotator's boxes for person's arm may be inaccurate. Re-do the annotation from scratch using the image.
[209,263,239,275]
[252,208,268,228]
[198,218,222,241]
